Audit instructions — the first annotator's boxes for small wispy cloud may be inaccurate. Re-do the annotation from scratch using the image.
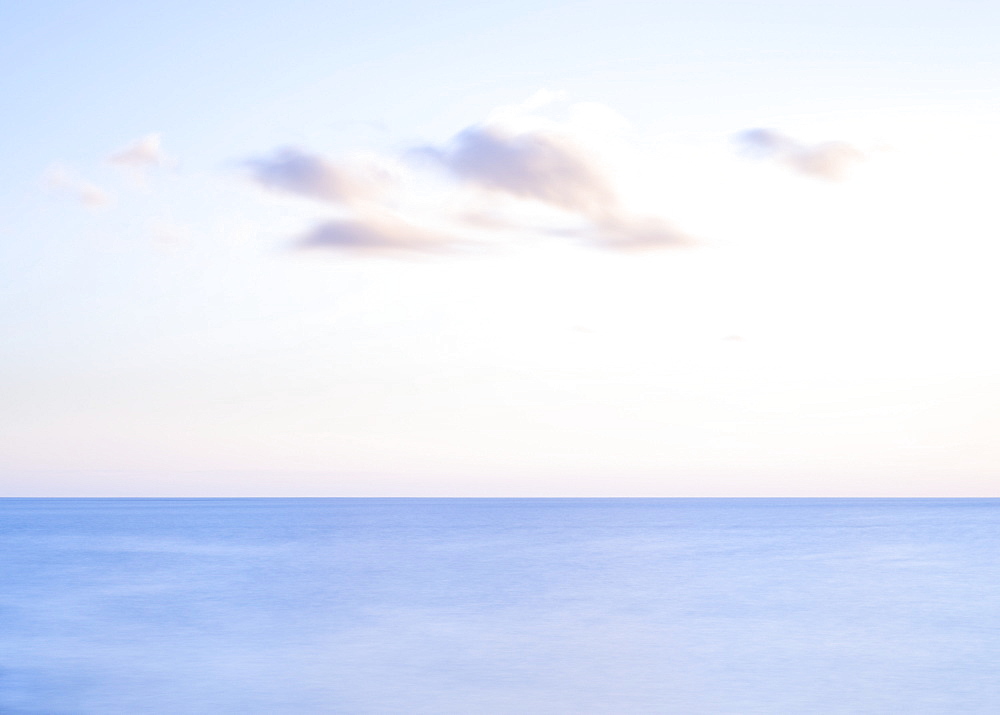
[109,133,170,169]
[736,128,864,180]
[150,220,192,246]
[587,214,691,250]
[44,166,113,208]
[77,182,113,207]
[46,133,174,214]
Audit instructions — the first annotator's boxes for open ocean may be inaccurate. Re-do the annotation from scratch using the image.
[1,498,998,713]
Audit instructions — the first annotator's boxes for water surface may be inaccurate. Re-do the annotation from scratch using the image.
[1,498,998,713]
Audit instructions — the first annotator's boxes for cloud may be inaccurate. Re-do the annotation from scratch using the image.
[46,134,168,212]
[77,182,113,207]
[248,94,695,253]
[737,128,864,180]
[297,212,459,253]
[150,220,192,246]
[589,215,692,250]
[423,126,618,218]
[109,133,169,168]
[44,166,113,208]
[421,121,693,250]
[246,147,391,205]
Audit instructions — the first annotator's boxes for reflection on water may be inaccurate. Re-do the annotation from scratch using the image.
[1,498,998,713]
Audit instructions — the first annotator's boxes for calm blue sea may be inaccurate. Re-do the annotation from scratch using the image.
[1,498,998,713]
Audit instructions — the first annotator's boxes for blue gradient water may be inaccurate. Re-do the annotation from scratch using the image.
[1,498,998,713]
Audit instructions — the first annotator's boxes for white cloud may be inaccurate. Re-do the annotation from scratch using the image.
[109,133,169,169]
[77,182,113,207]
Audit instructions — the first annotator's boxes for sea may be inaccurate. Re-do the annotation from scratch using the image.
[1,498,998,714]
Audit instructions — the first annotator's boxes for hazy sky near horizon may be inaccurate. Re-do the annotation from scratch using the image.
[3,0,1000,495]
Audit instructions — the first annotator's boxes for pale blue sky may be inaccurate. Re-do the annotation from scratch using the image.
[3,1,1000,495]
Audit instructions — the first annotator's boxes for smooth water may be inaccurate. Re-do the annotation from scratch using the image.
[1,498,998,714]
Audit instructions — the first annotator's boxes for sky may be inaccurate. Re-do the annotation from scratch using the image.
[3,0,1000,496]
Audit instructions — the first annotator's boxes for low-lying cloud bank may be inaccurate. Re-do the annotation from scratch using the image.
[45,105,870,250]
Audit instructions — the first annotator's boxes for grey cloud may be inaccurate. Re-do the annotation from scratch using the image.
[109,133,168,168]
[297,212,459,253]
[246,147,388,205]
[424,126,618,217]
[737,128,864,180]
[423,124,692,250]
